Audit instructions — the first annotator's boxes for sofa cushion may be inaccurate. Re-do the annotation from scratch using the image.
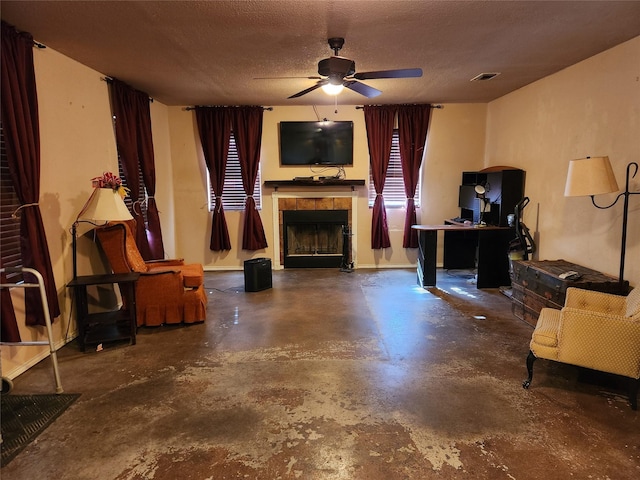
[148,263,204,288]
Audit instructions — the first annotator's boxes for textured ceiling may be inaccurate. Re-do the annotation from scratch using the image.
[2,1,640,107]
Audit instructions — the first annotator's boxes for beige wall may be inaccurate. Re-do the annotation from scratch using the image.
[168,103,487,269]
[4,35,637,381]
[3,47,122,378]
[150,102,176,257]
[419,104,488,263]
[485,36,640,286]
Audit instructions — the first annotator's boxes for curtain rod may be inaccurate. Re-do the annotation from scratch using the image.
[355,104,443,109]
[7,24,46,48]
[100,76,154,102]
[184,106,273,111]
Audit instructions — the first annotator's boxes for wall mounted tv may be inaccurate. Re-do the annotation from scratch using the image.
[279,121,354,166]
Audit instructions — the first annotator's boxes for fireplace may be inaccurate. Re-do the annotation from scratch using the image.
[272,193,356,269]
[283,210,348,268]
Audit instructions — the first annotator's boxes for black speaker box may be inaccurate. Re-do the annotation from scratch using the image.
[244,258,272,292]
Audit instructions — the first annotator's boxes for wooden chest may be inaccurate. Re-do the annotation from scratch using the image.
[510,259,629,327]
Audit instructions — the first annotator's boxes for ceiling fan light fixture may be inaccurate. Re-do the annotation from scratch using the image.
[321,83,344,95]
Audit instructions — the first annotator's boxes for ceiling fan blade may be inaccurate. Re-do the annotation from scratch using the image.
[353,68,423,80]
[343,80,382,98]
[288,80,327,99]
[255,76,323,80]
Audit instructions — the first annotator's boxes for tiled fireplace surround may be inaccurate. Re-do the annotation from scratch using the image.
[272,193,357,268]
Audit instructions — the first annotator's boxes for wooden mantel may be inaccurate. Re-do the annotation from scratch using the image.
[264,179,365,189]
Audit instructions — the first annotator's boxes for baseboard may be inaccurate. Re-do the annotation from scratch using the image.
[204,264,423,271]
[357,263,435,269]
[203,265,243,272]
[3,332,77,381]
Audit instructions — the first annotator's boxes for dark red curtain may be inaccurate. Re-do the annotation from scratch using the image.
[364,105,396,249]
[1,260,21,342]
[109,80,146,256]
[398,104,432,248]
[134,87,165,259]
[231,106,268,250]
[195,107,232,251]
[109,79,165,259]
[1,21,60,326]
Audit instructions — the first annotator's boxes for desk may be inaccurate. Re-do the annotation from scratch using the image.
[412,224,514,288]
[67,273,140,352]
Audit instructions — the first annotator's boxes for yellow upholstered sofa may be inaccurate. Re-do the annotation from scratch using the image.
[523,286,640,409]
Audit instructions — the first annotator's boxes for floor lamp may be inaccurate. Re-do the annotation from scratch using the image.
[72,187,133,279]
[564,156,639,285]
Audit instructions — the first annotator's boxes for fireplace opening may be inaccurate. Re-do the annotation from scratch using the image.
[283,210,348,268]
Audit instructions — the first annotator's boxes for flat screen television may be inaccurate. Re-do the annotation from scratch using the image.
[279,121,353,166]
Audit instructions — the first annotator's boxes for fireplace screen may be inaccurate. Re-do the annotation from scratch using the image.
[286,223,343,256]
[282,210,348,268]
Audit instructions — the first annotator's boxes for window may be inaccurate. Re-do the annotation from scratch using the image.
[208,132,262,211]
[0,123,23,282]
[111,113,148,228]
[118,159,148,228]
[368,129,422,208]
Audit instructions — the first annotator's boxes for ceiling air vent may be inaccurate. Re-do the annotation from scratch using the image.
[470,72,501,82]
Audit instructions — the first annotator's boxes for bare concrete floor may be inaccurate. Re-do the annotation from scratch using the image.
[2,268,639,479]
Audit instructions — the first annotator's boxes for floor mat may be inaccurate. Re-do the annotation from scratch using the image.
[1,393,80,466]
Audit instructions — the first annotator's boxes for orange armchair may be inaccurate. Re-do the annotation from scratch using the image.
[95,222,207,327]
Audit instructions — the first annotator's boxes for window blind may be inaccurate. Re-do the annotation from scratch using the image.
[118,159,148,227]
[0,123,23,282]
[208,132,262,211]
[368,129,421,208]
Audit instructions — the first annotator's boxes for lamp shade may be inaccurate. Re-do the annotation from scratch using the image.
[77,187,133,222]
[564,156,619,197]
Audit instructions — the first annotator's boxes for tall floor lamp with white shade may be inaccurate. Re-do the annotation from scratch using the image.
[564,156,639,285]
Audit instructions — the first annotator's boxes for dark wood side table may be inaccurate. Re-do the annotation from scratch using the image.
[67,273,140,352]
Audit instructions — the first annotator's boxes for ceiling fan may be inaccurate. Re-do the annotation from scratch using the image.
[281,37,423,99]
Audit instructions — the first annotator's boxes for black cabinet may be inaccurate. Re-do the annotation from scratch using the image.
[67,273,139,352]
[458,168,525,226]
